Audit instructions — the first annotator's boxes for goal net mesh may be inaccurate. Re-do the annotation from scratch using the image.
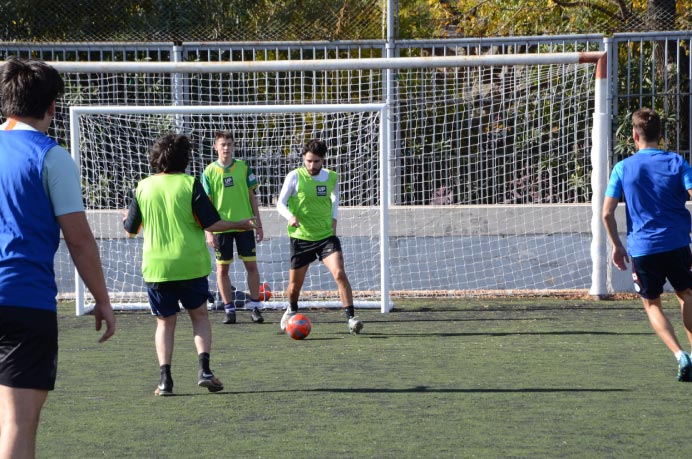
[62,57,597,310]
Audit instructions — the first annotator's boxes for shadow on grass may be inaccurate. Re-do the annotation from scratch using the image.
[162,385,629,397]
[356,330,653,338]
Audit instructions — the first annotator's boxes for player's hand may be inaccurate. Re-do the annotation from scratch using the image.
[255,226,264,242]
[611,245,629,271]
[239,218,257,230]
[93,302,116,343]
[289,216,300,228]
[206,232,217,249]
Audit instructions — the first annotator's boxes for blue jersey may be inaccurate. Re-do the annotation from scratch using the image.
[605,148,692,257]
[0,130,61,311]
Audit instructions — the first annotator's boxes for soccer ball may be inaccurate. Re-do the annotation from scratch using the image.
[286,313,312,340]
[258,282,272,301]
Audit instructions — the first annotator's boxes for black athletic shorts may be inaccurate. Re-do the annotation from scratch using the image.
[290,235,342,269]
[213,231,257,263]
[147,277,214,317]
[0,306,58,391]
[632,246,692,299]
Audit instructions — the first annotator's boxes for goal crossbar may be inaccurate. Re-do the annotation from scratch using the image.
[50,52,605,73]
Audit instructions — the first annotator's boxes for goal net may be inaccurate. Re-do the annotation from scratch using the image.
[60,52,607,314]
[72,104,386,314]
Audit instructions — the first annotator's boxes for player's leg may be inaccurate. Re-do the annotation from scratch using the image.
[0,386,48,459]
[667,247,692,351]
[0,307,56,459]
[635,250,692,381]
[282,265,308,331]
[187,303,223,392]
[237,231,264,323]
[641,296,686,354]
[148,284,179,395]
[214,233,237,324]
[180,278,223,392]
[321,237,362,334]
[322,250,354,307]
[154,314,176,395]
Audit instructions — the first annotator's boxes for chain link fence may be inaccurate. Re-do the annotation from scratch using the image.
[0,0,688,42]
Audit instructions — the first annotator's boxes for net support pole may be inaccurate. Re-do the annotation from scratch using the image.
[588,49,610,297]
[69,107,87,316]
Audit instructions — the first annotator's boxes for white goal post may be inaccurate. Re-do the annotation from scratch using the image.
[57,51,609,316]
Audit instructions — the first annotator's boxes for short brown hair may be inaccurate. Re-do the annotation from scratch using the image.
[632,108,661,143]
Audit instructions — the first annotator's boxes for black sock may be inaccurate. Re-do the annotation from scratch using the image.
[199,352,211,374]
[160,364,172,385]
[289,302,299,312]
[345,305,355,319]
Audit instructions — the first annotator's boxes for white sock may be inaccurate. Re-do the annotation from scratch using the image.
[675,350,685,361]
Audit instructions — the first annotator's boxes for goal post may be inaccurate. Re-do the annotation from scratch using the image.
[71,103,390,316]
[57,51,609,315]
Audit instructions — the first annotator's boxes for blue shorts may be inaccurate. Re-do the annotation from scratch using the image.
[0,306,58,390]
[147,277,214,317]
[213,231,257,263]
[632,246,692,299]
[289,235,342,269]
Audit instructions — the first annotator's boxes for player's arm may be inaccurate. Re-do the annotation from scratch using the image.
[59,212,116,342]
[123,196,142,237]
[44,146,115,342]
[249,187,263,242]
[277,171,299,227]
[201,170,219,248]
[332,178,340,235]
[191,179,255,231]
[602,196,628,271]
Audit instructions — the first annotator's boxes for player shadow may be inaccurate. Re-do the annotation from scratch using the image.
[168,385,629,397]
[357,330,653,338]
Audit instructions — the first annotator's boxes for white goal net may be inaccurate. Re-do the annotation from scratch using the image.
[57,52,607,314]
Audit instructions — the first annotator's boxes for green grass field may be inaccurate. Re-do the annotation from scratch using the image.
[38,297,691,458]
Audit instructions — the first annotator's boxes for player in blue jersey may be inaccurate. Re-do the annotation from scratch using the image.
[603,107,692,382]
[0,57,116,458]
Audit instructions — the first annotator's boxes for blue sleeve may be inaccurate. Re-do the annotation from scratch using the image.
[605,161,624,199]
[681,160,692,191]
[42,146,85,216]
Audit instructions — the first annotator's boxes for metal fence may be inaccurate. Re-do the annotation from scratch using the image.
[1,32,691,204]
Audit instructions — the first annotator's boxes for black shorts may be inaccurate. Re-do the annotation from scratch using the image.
[147,277,214,317]
[0,306,58,391]
[214,231,257,263]
[632,246,692,299]
[290,235,342,270]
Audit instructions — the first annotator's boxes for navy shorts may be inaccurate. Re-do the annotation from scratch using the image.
[147,277,214,317]
[632,246,692,299]
[0,306,58,391]
[213,231,257,263]
[290,235,342,269]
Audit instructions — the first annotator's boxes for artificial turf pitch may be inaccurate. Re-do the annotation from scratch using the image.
[39,297,690,458]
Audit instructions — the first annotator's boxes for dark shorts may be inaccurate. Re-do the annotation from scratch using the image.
[214,231,257,263]
[0,306,58,391]
[632,246,692,299]
[290,235,342,270]
[147,277,214,317]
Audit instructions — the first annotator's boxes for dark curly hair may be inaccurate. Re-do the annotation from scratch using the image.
[149,134,191,173]
[302,139,328,158]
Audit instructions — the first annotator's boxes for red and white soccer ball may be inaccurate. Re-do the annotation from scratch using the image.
[258,282,272,301]
[286,313,312,340]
